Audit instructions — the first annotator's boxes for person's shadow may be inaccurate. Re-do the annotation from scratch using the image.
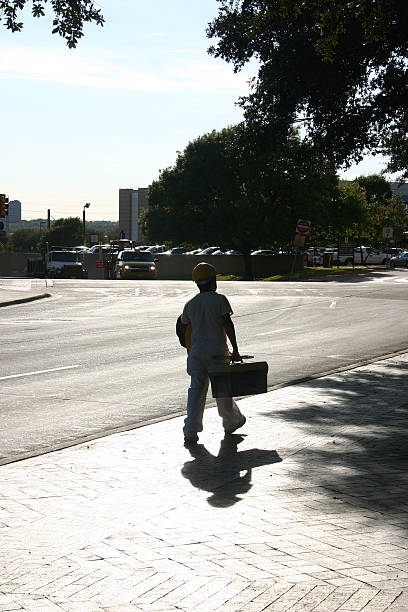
[181,435,282,507]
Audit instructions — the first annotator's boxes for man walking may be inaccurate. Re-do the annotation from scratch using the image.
[180,262,246,446]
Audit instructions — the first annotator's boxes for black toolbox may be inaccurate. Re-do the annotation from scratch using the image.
[208,361,268,398]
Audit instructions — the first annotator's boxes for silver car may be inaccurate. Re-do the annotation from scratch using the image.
[390,252,408,268]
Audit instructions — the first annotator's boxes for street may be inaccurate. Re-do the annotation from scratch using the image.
[1,270,408,465]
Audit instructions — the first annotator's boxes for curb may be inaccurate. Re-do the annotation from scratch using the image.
[0,292,51,307]
[264,346,408,393]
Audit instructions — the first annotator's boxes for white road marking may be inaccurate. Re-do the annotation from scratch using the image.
[0,365,80,381]
[0,320,71,325]
[256,328,292,336]
[72,288,110,293]
[330,301,337,309]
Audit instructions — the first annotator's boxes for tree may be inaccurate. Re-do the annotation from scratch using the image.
[330,182,368,239]
[0,0,104,47]
[363,199,407,246]
[38,216,83,251]
[352,174,407,246]
[355,174,393,206]
[140,124,338,263]
[207,0,408,175]
[3,228,41,252]
[312,180,407,252]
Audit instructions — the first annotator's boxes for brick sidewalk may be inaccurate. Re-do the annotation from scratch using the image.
[1,354,408,611]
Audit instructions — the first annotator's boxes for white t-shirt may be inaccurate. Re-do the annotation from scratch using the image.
[181,291,232,362]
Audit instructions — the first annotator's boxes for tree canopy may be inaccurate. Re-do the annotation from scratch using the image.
[38,216,83,251]
[141,124,338,252]
[355,174,393,206]
[207,0,408,176]
[310,174,407,247]
[0,0,104,47]
[3,228,41,252]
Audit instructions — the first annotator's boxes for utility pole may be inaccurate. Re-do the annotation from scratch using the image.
[83,203,90,247]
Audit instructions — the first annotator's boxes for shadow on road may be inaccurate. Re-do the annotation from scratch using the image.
[303,268,398,283]
[181,434,282,507]
[261,359,408,512]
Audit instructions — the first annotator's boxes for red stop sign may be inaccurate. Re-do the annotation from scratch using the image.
[296,219,311,234]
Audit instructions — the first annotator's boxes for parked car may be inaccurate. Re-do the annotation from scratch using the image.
[390,252,408,268]
[251,250,278,256]
[144,245,166,254]
[164,247,188,255]
[224,249,242,255]
[353,247,388,265]
[88,244,112,254]
[334,247,389,266]
[186,248,203,255]
[115,250,157,279]
[199,246,220,255]
[388,248,403,257]
[72,245,90,252]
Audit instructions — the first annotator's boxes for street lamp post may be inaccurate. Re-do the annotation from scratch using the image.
[83,203,90,247]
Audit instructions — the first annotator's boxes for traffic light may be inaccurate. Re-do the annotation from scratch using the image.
[0,194,9,217]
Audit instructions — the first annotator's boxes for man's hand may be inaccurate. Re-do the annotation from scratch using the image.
[231,349,242,362]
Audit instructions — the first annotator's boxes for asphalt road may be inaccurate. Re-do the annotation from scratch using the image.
[1,270,408,464]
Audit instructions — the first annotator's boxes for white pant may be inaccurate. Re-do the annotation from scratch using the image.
[184,360,245,436]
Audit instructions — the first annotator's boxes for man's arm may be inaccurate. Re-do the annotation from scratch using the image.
[222,313,241,361]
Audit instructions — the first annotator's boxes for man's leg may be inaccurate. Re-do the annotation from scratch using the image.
[183,368,209,440]
[216,397,246,434]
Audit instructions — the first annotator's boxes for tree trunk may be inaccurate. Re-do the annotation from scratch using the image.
[243,252,254,280]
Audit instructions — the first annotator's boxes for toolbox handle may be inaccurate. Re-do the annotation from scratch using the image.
[213,354,254,363]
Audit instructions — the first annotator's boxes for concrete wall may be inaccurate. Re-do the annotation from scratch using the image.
[0,252,303,279]
[154,254,303,279]
[0,253,42,277]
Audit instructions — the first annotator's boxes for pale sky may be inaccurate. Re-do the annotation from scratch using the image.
[1,0,390,221]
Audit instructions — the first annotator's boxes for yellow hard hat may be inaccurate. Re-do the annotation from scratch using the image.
[192,262,216,282]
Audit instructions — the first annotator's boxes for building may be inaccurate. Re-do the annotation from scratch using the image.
[391,182,408,207]
[7,200,22,223]
[118,188,148,243]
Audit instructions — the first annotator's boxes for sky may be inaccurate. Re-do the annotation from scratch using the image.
[1,0,392,221]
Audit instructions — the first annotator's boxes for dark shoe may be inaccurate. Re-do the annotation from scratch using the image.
[184,434,198,446]
[225,416,246,435]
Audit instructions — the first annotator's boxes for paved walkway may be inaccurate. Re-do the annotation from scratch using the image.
[1,344,408,611]
[0,279,50,307]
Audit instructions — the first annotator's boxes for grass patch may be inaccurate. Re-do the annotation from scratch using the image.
[216,274,241,281]
[262,266,371,281]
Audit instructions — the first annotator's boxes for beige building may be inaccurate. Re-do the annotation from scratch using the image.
[119,188,149,243]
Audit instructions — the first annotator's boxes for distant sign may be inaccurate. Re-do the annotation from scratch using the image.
[90,234,98,243]
[95,261,105,269]
[338,236,355,256]
[383,227,393,239]
[296,219,312,234]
